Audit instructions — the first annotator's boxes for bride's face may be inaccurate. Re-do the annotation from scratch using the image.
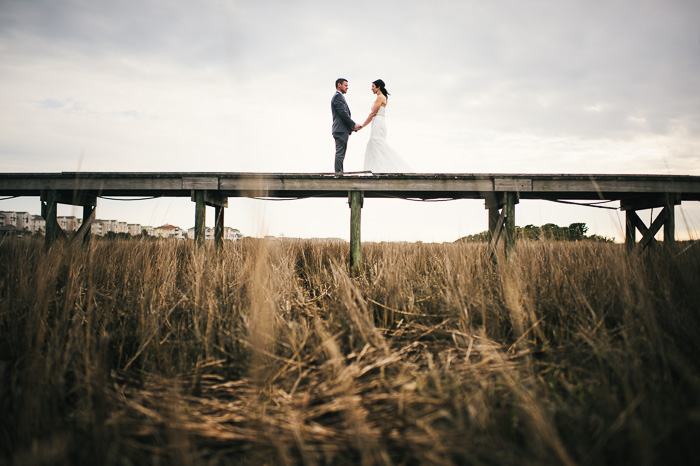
[371,83,378,94]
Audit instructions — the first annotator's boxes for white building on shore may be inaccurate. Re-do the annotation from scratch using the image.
[187,226,242,241]
[0,211,241,241]
[154,224,186,239]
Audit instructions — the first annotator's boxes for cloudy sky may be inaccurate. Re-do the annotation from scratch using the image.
[1,0,699,241]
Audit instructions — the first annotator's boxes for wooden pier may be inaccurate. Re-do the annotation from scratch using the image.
[2,172,699,269]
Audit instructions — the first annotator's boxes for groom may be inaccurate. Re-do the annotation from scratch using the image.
[331,78,361,174]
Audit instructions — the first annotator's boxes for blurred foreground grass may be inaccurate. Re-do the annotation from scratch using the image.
[1,238,699,465]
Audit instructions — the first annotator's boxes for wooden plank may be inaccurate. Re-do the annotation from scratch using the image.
[219,177,495,193]
[182,177,219,190]
[533,178,697,194]
[495,178,532,192]
[2,177,183,191]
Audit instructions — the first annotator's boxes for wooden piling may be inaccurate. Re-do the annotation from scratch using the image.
[625,211,636,252]
[215,205,224,250]
[664,193,675,248]
[488,207,499,243]
[81,205,96,244]
[349,191,363,275]
[194,191,206,250]
[44,191,58,249]
[505,192,516,256]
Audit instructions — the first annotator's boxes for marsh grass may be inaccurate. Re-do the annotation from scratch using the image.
[1,237,699,465]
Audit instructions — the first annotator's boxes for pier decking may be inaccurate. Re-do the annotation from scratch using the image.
[2,172,699,269]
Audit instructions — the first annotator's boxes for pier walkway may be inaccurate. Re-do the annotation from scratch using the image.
[2,172,699,270]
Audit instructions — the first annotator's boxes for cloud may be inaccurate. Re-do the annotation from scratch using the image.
[1,0,699,239]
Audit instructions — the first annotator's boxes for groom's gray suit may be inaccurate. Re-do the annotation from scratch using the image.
[331,90,357,173]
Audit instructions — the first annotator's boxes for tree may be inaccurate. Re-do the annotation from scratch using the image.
[456,222,612,243]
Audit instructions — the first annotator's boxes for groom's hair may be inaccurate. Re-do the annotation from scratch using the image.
[335,78,347,88]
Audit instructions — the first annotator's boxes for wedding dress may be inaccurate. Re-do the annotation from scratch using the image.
[363,105,412,173]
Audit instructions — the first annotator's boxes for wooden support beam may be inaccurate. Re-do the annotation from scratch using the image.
[39,190,97,248]
[485,192,518,260]
[626,208,668,252]
[622,193,680,252]
[505,192,516,257]
[488,207,500,249]
[620,193,680,212]
[484,192,507,210]
[664,193,675,248]
[191,190,228,208]
[625,211,636,252]
[74,204,96,245]
[349,191,363,275]
[487,206,507,260]
[215,205,224,250]
[194,191,206,250]
[52,191,97,207]
[639,208,668,251]
[43,191,59,249]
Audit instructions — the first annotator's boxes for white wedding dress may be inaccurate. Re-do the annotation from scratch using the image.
[363,105,412,173]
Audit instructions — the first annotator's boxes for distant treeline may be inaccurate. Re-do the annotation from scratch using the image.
[457,222,613,243]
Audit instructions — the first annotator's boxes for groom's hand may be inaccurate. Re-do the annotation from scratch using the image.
[354,124,361,131]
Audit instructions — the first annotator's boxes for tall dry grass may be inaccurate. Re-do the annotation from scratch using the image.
[0,237,699,465]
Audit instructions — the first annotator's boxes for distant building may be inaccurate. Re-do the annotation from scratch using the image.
[187,226,242,241]
[91,221,105,236]
[0,211,240,241]
[30,215,45,234]
[57,216,81,232]
[128,224,143,236]
[225,227,243,241]
[154,224,184,239]
[16,212,31,230]
[1,211,41,231]
[102,219,119,234]
[91,219,128,236]
[0,211,17,228]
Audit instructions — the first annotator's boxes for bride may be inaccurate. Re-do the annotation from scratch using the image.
[359,79,412,173]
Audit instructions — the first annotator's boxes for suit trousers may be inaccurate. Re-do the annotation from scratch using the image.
[333,132,350,173]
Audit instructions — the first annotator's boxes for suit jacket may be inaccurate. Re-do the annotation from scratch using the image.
[331,91,356,135]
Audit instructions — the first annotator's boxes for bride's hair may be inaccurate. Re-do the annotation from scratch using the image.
[373,79,390,99]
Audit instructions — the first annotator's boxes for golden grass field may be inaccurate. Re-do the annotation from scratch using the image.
[1,237,699,465]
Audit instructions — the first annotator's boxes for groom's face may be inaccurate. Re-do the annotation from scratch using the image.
[337,81,348,94]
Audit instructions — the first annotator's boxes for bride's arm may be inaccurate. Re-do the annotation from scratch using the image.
[360,97,384,128]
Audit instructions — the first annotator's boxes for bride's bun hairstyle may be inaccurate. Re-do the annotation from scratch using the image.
[373,79,390,98]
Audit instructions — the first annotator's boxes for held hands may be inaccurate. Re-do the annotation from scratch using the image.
[353,123,362,132]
